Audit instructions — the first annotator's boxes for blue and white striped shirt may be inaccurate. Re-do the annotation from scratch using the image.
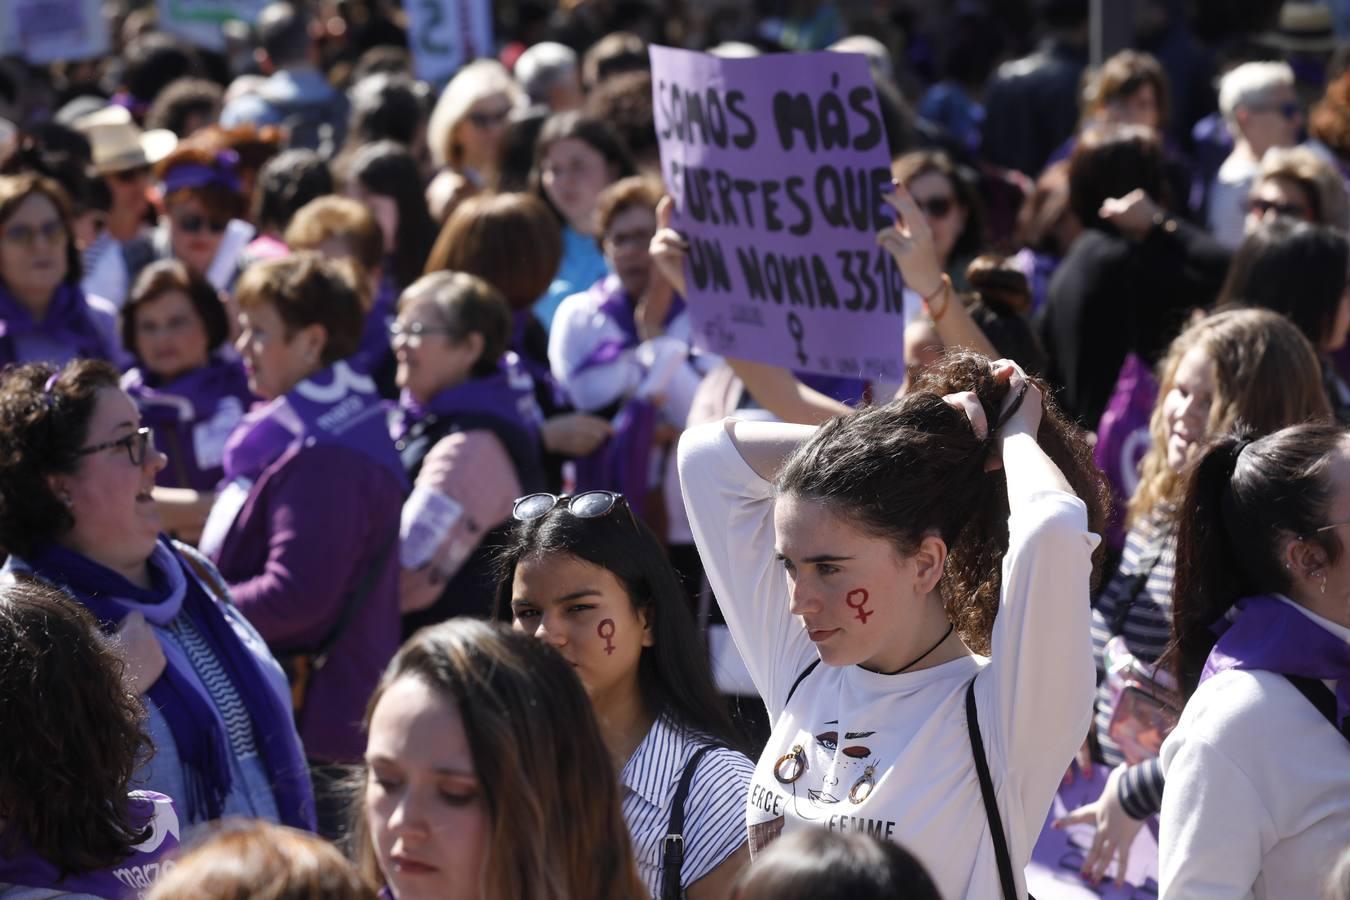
[620,716,754,898]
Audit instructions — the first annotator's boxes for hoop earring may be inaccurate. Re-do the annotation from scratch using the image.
[849,765,876,804]
[774,745,806,784]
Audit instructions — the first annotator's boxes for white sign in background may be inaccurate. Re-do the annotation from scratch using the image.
[3,0,110,64]
[404,0,493,86]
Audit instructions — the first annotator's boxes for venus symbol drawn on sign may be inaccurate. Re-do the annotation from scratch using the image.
[598,618,616,654]
[786,312,807,365]
[845,589,872,624]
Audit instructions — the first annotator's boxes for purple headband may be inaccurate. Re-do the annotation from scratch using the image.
[163,149,242,195]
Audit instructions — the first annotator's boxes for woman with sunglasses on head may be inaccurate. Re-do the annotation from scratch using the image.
[354,618,647,900]
[0,359,314,835]
[197,253,406,838]
[679,352,1110,899]
[500,489,755,899]
[0,173,125,369]
[391,271,546,634]
[1157,422,1350,898]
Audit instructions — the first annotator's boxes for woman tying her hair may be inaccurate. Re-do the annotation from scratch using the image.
[499,490,755,899]
[678,353,1109,899]
[1157,423,1350,897]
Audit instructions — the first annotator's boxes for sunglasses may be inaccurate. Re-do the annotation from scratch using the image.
[111,166,151,184]
[1247,197,1310,220]
[1252,101,1301,120]
[174,213,229,234]
[75,426,155,466]
[512,491,636,527]
[467,108,511,130]
[915,195,956,219]
[1,219,66,249]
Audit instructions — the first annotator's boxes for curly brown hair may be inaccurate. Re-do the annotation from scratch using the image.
[777,352,1110,654]
[0,578,152,875]
[1309,71,1350,159]
[0,360,121,558]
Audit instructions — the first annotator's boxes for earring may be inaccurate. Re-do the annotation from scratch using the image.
[774,745,806,784]
[849,765,876,804]
[61,492,73,509]
[1320,573,1328,596]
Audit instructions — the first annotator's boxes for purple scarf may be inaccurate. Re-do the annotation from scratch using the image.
[572,397,658,516]
[0,281,110,367]
[123,357,256,492]
[222,361,405,486]
[1203,594,1350,730]
[511,310,566,410]
[351,275,398,378]
[0,791,180,898]
[18,539,316,830]
[572,275,687,376]
[394,361,543,442]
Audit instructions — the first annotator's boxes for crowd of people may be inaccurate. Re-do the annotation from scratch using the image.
[1,0,1349,898]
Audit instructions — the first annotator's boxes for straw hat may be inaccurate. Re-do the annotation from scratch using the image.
[1259,2,1337,54]
[72,106,177,173]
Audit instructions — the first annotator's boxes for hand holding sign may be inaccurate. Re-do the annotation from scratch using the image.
[649,195,690,297]
[877,183,945,300]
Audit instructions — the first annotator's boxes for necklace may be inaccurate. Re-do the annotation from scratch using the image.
[879,622,956,675]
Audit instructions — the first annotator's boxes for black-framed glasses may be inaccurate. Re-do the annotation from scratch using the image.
[75,427,155,466]
[512,491,635,526]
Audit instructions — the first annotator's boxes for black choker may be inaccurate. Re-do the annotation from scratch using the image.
[876,622,955,676]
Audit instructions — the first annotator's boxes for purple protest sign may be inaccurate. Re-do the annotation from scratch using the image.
[650,46,904,380]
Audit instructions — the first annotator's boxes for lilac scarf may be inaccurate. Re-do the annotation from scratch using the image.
[571,274,687,376]
[0,281,110,367]
[18,539,316,830]
[395,362,542,441]
[1203,594,1350,730]
[222,361,405,486]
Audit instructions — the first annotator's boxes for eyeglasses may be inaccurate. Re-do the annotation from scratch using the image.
[914,195,955,219]
[1251,101,1301,120]
[110,166,151,184]
[389,321,458,346]
[75,427,155,466]
[512,491,636,527]
[466,108,511,130]
[173,213,229,235]
[603,227,656,252]
[1247,197,1310,220]
[2,219,66,249]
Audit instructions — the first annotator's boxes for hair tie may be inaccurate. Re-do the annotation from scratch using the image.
[986,379,1029,445]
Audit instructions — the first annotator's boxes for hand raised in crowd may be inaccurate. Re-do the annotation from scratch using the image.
[1098,188,1164,242]
[649,194,690,298]
[877,182,947,298]
[110,611,167,695]
[1053,762,1146,888]
[541,412,614,457]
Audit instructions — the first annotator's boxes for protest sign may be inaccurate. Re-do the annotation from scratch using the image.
[650,45,906,381]
[156,0,268,52]
[404,0,493,86]
[3,0,109,64]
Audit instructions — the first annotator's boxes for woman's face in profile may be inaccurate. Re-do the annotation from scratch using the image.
[365,675,489,900]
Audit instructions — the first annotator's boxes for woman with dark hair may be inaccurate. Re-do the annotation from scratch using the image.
[343,140,437,294]
[120,260,254,492]
[247,148,333,261]
[0,580,182,897]
[355,619,647,900]
[1158,424,1350,897]
[678,352,1110,898]
[0,360,313,834]
[1037,124,1230,427]
[1218,218,1350,421]
[731,829,941,900]
[391,272,546,633]
[0,173,123,368]
[891,150,986,292]
[531,111,637,330]
[499,492,754,898]
[341,73,430,177]
[197,254,405,837]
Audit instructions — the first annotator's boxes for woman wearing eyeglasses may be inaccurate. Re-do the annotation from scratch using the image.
[500,489,755,900]
[198,253,406,837]
[1157,422,1350,898]
[891,151,985,295]
[0,359,315,835]
[425,59,523,224]
[0,173,124,369]
[391,271,546,634]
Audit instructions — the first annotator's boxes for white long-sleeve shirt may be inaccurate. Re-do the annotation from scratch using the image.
[1159,600,1350,900]
[677,420,1098,899]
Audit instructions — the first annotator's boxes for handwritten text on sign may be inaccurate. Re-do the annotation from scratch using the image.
[650,46,903,381]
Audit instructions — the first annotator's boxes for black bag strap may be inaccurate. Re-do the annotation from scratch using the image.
[312,528,399,671]
[965,677,1021,900]
[785,658,822,705]
[661,744,717,900]
[1108,521,1173,635]
[1285,674,1350,741]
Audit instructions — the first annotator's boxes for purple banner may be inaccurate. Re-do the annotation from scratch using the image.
[650,45,904,381]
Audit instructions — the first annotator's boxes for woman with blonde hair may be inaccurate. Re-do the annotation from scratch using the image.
[355,619,646,900]
[424,60,523,222]
[1056,308,1332,884]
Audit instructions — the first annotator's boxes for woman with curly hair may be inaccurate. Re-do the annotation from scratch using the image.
[679,346,1110,898]
[0,580,182,897]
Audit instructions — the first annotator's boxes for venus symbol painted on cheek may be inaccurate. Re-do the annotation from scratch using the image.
[846,589,872,624]
[598,618,616,655]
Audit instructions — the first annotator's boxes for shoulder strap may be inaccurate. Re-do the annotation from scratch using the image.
[965,678,1020,900]
[1285,674,1349,741]
[662,744,717,900]
[1108,521,1173,635]
[785,658,822,705]
[312,528,399,670]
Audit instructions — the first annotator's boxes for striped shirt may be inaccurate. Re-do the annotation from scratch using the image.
[621,716,754,898]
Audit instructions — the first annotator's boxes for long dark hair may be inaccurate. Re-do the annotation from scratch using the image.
[1166,424,1346,697]
[530,112,637,224]
[778,352,1111,654]
[345,140,437,290]
[0,579,153,875]
[494,503,743,749]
